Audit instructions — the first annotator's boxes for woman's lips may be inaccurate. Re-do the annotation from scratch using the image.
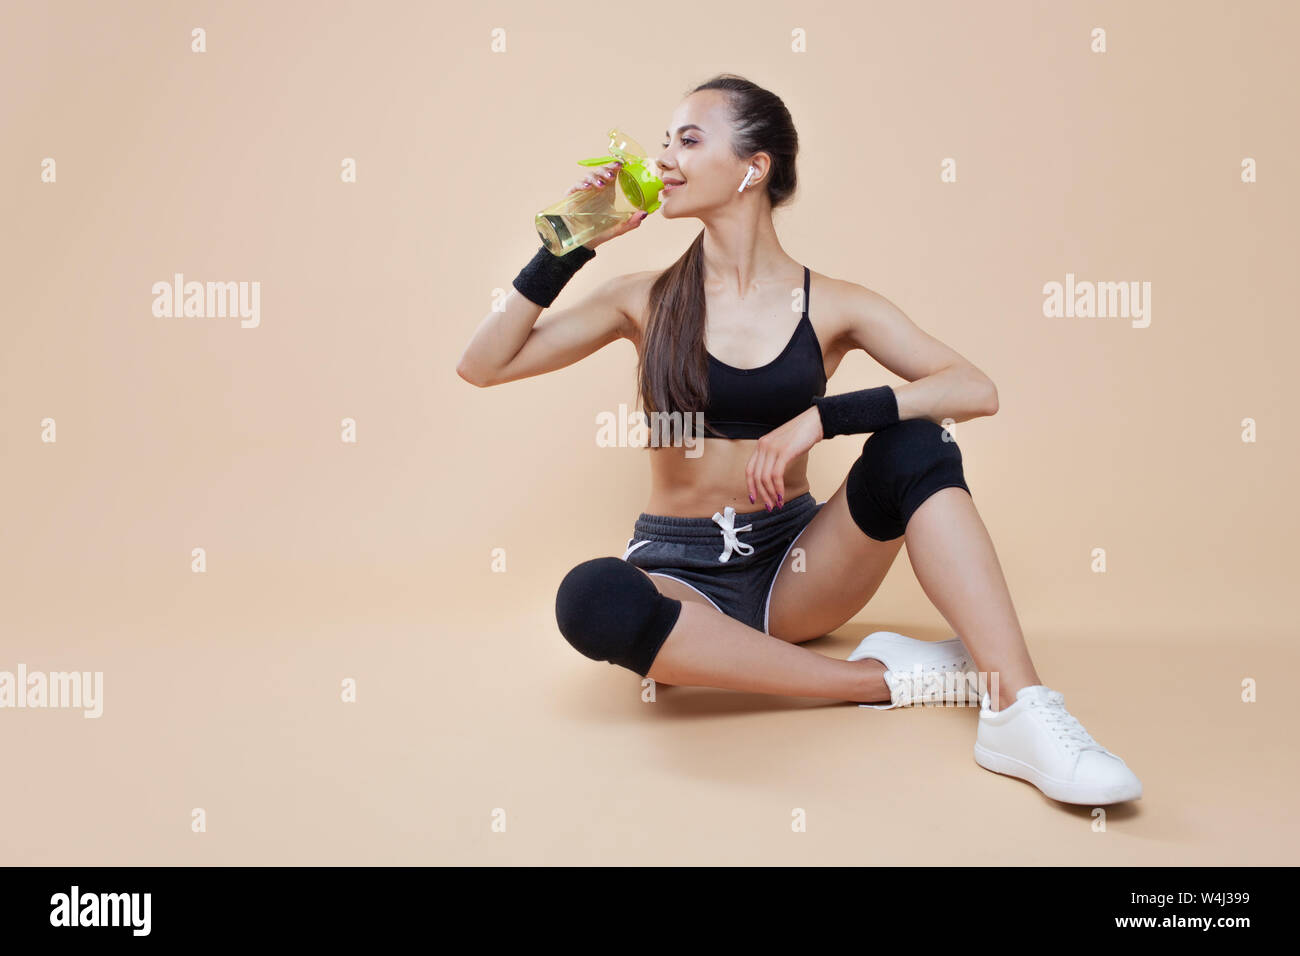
[663,181,684,193]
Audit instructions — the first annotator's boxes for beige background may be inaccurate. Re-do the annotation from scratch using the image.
[2,0,1296,864]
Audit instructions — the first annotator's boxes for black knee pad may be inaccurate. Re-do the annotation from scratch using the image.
[554,556,683,678]
[845,419,972,540]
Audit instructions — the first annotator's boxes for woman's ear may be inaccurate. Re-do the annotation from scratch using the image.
[742,154,773,190]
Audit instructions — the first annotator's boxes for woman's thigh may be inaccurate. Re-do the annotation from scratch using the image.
[765,476,907,642]
[630,566,730,688]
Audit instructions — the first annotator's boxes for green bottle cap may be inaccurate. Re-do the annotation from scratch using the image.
[577,128,664,214]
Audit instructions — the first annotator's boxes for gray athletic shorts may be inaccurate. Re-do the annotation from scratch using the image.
[620,491,825,635]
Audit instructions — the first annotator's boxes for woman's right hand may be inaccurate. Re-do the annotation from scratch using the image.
[568,160,650,250]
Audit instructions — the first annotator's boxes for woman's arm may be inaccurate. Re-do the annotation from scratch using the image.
[744,279,999,510]
[456,271,636,388]
[835,282,998,423]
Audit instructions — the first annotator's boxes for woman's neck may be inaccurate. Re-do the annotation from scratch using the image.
[699,213,795,298]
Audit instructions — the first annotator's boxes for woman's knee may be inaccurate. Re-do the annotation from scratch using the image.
[845,419,972,540]
[554,556,683,677]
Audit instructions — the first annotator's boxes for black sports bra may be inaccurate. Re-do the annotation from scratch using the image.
[700,266,827,440]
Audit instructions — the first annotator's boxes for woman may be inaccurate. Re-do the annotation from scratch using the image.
[457,74,1142,806]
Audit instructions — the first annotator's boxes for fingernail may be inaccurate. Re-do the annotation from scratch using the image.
[766,504,772,512]
[749,493,754,503]
[777,494,783,504]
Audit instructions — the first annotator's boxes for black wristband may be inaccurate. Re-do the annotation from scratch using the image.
[810,386,899,438]
[511,244,596,308]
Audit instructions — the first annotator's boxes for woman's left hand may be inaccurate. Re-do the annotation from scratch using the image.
[746,406,824,511]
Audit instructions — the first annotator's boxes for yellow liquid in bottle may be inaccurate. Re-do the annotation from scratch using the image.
[535,180,633,255]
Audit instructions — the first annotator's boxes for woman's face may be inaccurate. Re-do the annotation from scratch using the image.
[655,90,755,219]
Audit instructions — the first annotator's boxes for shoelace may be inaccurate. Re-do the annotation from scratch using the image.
[711,506,755,563]
[1029,689,1108,756]
[886,655,974,706]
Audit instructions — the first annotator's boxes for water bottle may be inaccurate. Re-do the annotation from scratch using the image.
[534,128,665,256]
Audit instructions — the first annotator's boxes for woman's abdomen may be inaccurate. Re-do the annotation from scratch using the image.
[644,440,812,517]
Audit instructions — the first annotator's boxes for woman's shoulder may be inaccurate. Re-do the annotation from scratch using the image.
[613,269,666,343]
[805,267,878,354]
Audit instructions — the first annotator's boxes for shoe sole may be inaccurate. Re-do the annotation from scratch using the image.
[973,741,1143,805]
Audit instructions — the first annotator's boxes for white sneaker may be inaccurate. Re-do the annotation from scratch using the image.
[974,684,1143,804]
[847,631,980,709]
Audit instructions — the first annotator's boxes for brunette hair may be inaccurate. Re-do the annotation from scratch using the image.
[636,74,799,439]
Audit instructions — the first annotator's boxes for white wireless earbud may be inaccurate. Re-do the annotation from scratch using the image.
[738,165,757,192]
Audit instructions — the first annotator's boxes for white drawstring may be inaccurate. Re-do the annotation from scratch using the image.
[711,506,754,563]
